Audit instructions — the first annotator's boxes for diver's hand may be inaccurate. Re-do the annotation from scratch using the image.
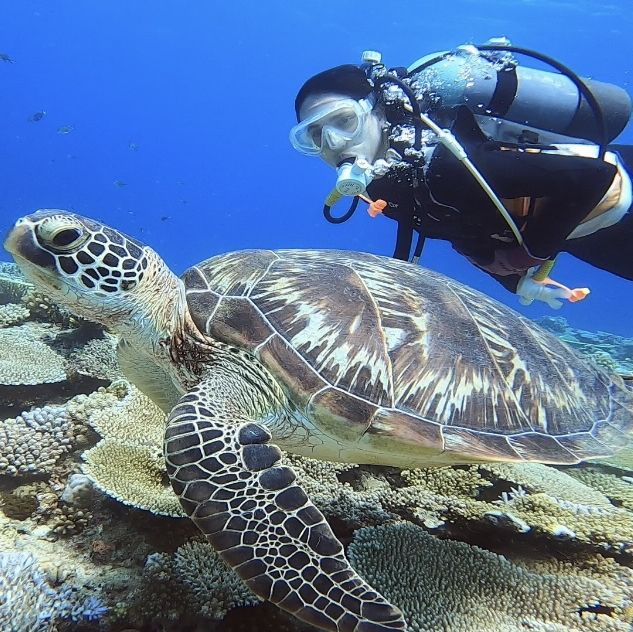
[476,245,548,276]
[517,272,567,309]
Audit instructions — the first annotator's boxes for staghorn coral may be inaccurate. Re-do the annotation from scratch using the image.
[0,302,30,327]
[82,439,184,517]
[0,326,67,385]
[172,540,260,618]
[348,522,633,632]
[0,551,56,632]
[0,406,75,477]
[129,539,259,624]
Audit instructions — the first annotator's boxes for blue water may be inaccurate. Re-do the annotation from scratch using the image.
[1,0,631,336]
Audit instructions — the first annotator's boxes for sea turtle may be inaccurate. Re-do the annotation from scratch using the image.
[5,209,633,632]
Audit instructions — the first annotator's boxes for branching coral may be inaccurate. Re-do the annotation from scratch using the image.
[172,540,260,617]
[22,289,82,328]
[0,303,30,327]
[69,335,120,381]
[130,539,259,623]
[0,551,55,632]
[348,522,633,632]
[0,406,75,477]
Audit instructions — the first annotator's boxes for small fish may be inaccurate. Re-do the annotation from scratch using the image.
[28,111,46,122]
[0,53,14,63]
[160,215,171,222]
[113,180,127,188]
[57,124,74,135]
[128,142,139,152]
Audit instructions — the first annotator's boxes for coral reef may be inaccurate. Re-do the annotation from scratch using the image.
[82,439,183,517]
[0,261,31,303]
[69,335,120,381]
[537,316,633,375]
[77,380,184,516]
[0,551,107,631]
[348,522,633,632]
[1,279,633,631]
[83,379,166,448]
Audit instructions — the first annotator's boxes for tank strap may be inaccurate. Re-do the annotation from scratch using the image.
[488,66,518,117]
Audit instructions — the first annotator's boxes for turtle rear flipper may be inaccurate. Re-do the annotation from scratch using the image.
[164,377,405,632]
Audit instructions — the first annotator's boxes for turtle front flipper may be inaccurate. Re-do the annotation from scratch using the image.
[164,379,405,632]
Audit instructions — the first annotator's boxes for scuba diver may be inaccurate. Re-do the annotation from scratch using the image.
[290,40,633,309]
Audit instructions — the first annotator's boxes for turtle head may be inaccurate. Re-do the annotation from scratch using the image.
[4,209,181,339]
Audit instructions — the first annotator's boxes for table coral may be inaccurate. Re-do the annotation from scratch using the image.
[84,379,166,447]
[568,468,633,512]
[0,326,67,386]
[82,438,184,516]
[348,522,633,632]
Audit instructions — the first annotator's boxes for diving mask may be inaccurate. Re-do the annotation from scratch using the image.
[290,98,374,156]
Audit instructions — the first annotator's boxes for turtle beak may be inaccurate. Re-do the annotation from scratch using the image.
[4,218,57,271]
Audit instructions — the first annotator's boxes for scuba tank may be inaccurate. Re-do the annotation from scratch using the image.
[407,40,632,146]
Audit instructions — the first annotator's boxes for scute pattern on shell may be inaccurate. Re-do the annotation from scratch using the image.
[181,250,633,464]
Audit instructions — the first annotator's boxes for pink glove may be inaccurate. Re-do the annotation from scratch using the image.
[476,245,549,276]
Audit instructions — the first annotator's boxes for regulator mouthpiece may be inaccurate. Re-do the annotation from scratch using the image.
[336,159,373,196]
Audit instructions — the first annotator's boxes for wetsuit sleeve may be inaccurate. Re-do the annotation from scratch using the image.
[484,269,521,293]
[451,243,522,293]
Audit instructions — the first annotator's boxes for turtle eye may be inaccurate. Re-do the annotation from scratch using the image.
[37,219,89,252]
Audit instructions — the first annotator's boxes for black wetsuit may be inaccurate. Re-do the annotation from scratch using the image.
[365,107,632,292]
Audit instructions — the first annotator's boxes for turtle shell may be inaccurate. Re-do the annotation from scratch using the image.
[182,249,633,465]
